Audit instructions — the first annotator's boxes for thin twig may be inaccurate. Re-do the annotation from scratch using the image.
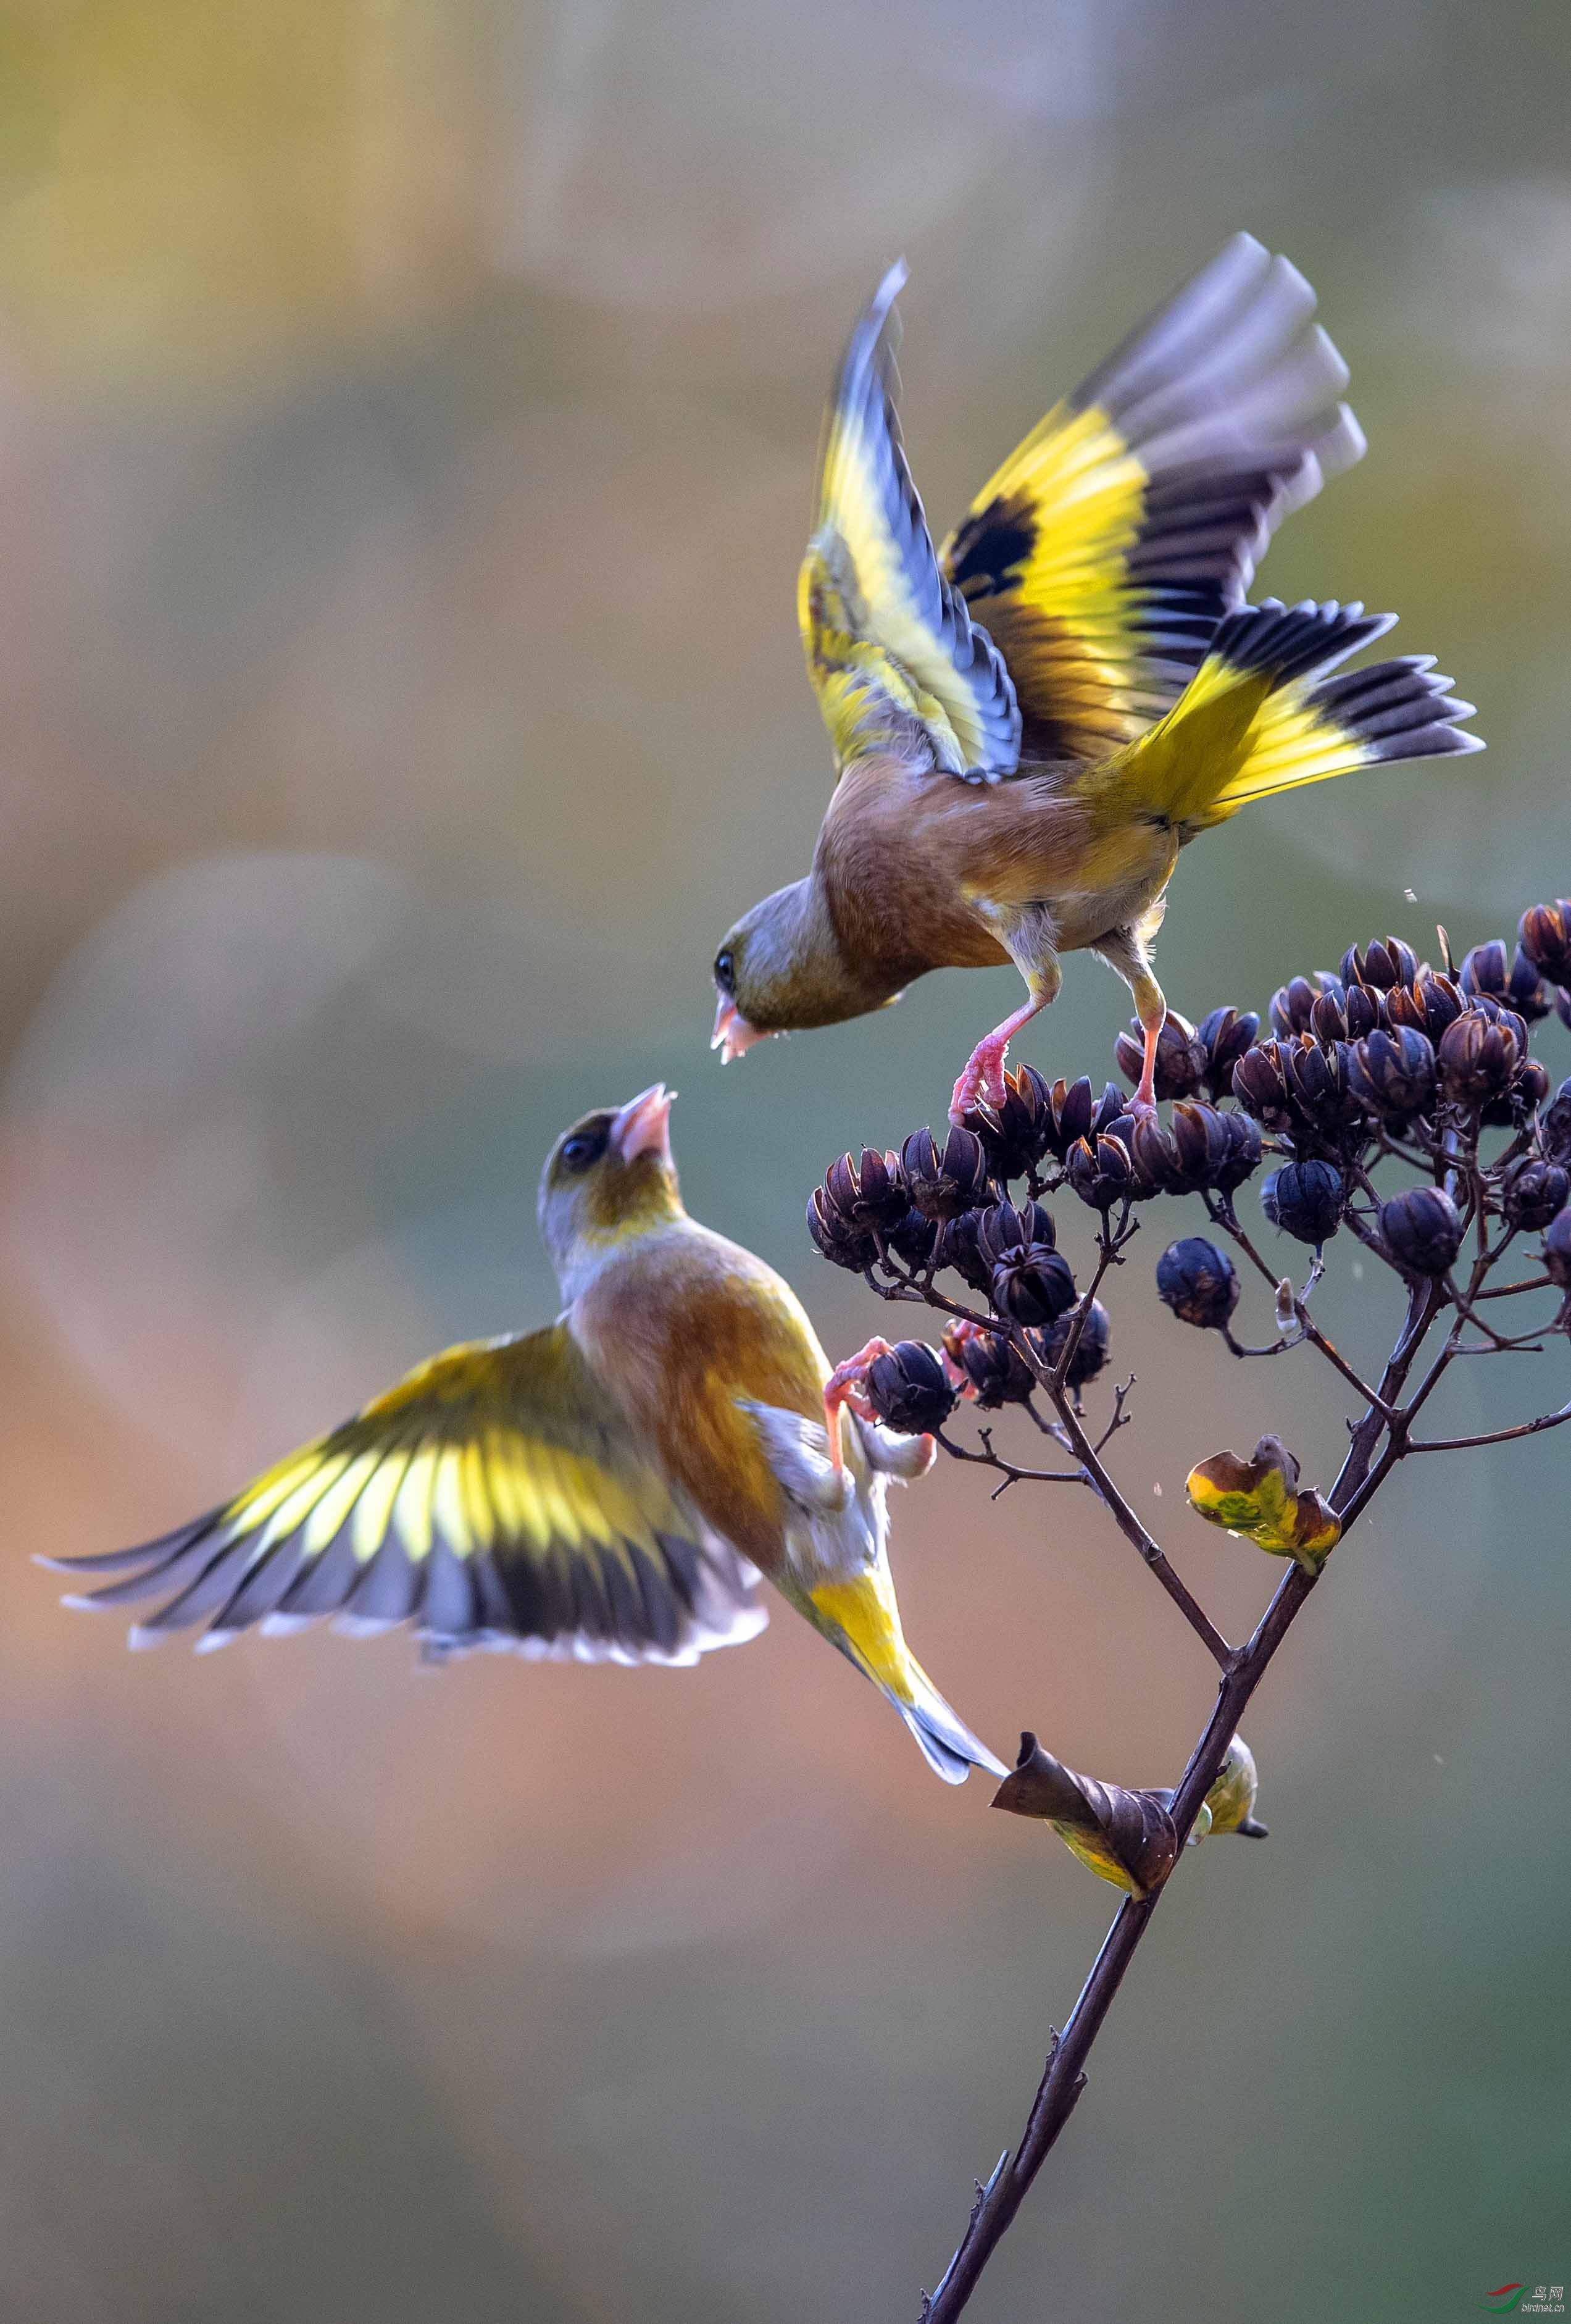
[1408,1398,1571,1453]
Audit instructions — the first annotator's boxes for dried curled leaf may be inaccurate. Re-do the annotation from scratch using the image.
[991,1732,1178,1897]
[1185,1433,1341,1574]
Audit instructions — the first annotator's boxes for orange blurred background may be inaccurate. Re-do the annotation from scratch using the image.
[0,4,1567,2318]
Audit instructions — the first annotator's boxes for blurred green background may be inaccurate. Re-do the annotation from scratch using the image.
[0,2,1566,2318]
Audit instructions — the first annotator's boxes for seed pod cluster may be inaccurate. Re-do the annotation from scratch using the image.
[809,897,1570,1470]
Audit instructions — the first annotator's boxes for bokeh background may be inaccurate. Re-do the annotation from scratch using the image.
[0,3,1566,2318]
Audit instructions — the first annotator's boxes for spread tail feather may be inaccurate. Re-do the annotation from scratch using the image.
[891,1660,1008,1784]
[1096,596,1483,838]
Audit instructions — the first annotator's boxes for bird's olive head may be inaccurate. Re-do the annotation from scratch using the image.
[712,879,899,1058]
[538,1085,685,1287]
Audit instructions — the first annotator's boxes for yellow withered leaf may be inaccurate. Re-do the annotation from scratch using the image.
[1185,1434,1341,1575]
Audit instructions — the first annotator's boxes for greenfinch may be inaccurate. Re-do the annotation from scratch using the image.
[710,235,1481,1121]
[46,1085,1002,1785]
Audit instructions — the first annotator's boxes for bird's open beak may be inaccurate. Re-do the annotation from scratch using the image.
[610,1083,675,1166]
[711,995,770,1064]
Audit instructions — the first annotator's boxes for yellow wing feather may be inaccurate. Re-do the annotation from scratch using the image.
[801,261,1019,780]
[50,1324,766,1665]
[1085,599,1482,839]
[941,235,1364,764]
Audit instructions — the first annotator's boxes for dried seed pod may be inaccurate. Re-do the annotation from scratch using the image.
[1380,1184,1464,1276]
[1341,935,1419,992]
[1114,1010,1207,1101]
[990,1241,1078,1327]
[1167,1102,1232,1193]
[1269,976,1319,1040]
[1038,1075,1122,1160]
[1284,1034,1363,1135]
[1461,937,1551,1022]
[1519,898,1571,987]
[1438,1005,1523,1108]
[1156,1236,1240,1329]
[822,1147,909,1234]
[1213,1108,1265,1194]
[884,1208,941,1268]
[1231,1039,1297,1131]
[931,1208,994,1293]
[1041,1297,1111,1389]
[1346,1025,1438,1121]
[941,1318,1037,1408]
[977,1199,1070,1323]
[991,1733,1179,1898]
[1500,1156,1570,1233]
[864,1342,957,1434]
[1485,1055,1551,1129]
[1261,1159,1343,1245]
[807,1185,877,1272]
[1343,980,1385,1039]
[975,1197,1056,1260]
[964,1065,1057,1183]
[1126,1111,1180,1192]
[1195,1005,1259,1103]
[1391,967,1465,1041]
[899,1124,991,1219]
[1065,1121,1148,1210]
[1310,986,1350,1045]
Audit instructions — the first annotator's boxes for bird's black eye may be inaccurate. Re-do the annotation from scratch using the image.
[714,948,735,994]
[559,1127,609,1175]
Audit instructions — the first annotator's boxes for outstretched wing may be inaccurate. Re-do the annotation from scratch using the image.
[940,233,1364,766]
[800,261,1020,782]
[48,1324,766,1665]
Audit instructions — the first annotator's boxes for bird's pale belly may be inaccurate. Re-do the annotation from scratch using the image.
[1046,843,1178,955]
[948,819,1180,964]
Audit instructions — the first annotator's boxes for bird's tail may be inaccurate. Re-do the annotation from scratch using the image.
[1093,597,1482,839]
[806,1572,1005,1784]
[891,1655,1009,1785]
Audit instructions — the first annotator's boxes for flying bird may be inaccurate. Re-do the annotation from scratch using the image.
[46,1087,1002,1786]
[710,235,1481,1121]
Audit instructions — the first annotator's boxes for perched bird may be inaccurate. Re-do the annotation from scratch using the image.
[710,236,1482,1121]
[46,1087,1002,1785]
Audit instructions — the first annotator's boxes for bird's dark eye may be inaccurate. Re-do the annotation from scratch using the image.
[714,948,735,994]
[559,1127,609,1175]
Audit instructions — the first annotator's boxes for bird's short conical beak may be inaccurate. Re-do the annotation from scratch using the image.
[711,995,769,1064]
[610,1083,675,1165]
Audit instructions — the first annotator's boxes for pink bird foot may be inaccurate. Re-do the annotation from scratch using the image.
[823,1337,896,1471]
[1127,1020,1162,1119]
[949,1032,1012,1124]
